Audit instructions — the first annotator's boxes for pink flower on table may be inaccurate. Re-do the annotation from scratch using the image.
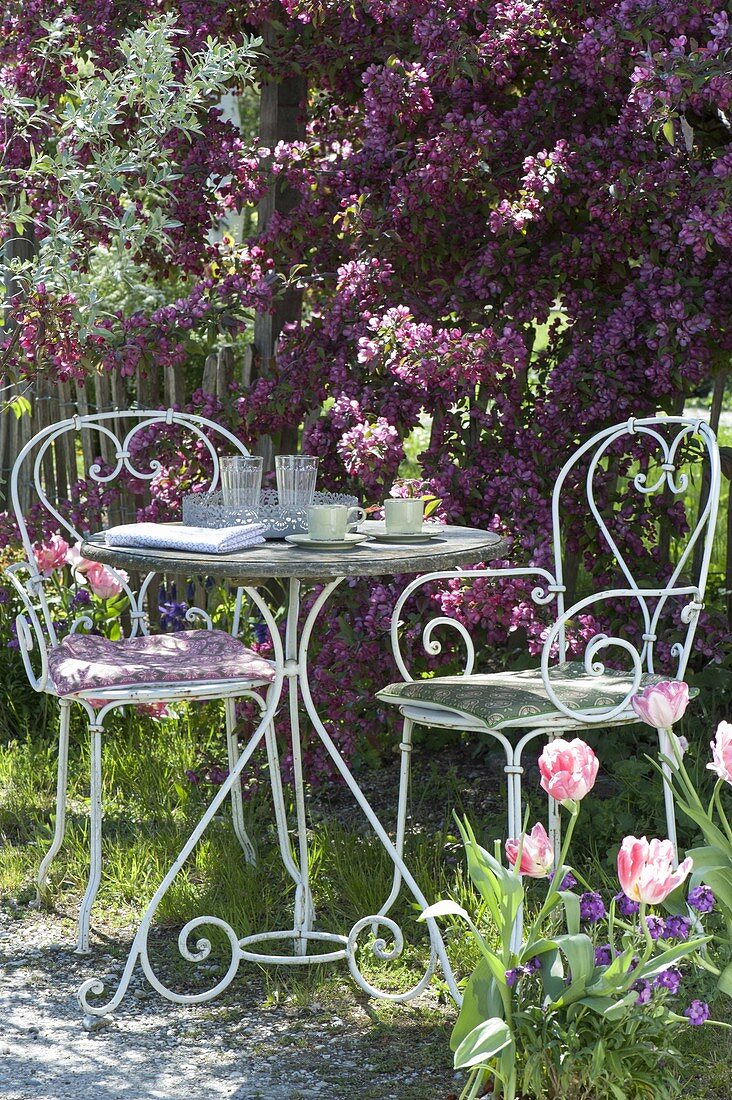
[33,534,69,576]
[538,738,599,807]
[85,562,128,600]
[617,836,693,904]
[505,822,553,877]
[631,681,690,728]
[66,541,94,576]
[707,721,732,785]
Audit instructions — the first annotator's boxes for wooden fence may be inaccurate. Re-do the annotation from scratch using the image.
[0,347,247,517]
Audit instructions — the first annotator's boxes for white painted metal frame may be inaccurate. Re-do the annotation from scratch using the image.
[5,410,274,953]
[381,417,721,914]
[77,574,460,1015]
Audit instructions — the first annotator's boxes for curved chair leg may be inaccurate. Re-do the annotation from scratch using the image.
[657,727,679,861]
[76,720,103,955]
[376,717,414,920]
[224,698,257,865]
[36,700,72,901]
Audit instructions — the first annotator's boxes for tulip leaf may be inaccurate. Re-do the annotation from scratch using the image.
[587,944,637,992]
[551,933,595,1004]
[633,937,710,982]
[540,946,565,1001]
[419,899,470,922]
[718,960,732,998]
[559,889,580,935]
[568,992,636,1021]
[453,1017,513,1070]
[450,959,504,1052]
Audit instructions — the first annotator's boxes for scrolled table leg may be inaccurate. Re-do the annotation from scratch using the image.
[346,914,438,1002]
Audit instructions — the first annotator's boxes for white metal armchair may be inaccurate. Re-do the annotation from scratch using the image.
[377,416,721,878]
[4,409,276,953]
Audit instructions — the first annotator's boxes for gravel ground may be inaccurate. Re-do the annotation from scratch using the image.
[0,908,459,1100]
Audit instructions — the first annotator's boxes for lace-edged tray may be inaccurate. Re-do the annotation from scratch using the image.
[182,490,360,540]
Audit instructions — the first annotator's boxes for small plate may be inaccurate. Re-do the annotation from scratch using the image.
[285,533,370,550]
[368,529,442,544]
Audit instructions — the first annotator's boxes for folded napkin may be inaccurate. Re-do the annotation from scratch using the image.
[105,522,267,554]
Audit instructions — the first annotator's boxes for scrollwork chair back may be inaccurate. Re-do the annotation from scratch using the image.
[4,409,275,953]
[377,417,722,892]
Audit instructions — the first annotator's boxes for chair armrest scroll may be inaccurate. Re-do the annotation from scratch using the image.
[3,564,51,692]
[390,566,561,683]
[538,585,700,724]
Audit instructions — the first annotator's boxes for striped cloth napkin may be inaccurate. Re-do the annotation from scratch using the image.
[105,522,267,554]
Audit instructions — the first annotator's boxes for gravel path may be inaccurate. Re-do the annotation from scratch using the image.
[0,909,458,1100]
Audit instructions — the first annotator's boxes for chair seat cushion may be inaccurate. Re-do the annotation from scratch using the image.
[377,661,670,728]
[48,629,276,698]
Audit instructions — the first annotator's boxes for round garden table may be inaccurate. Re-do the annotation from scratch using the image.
[77,521,505,1014]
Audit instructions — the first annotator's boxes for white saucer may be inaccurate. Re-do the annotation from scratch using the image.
[368,529,442,544]
[285,533,370,550]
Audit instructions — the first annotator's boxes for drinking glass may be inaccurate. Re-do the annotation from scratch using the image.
[220,456,263,510]
[275,455,319,507]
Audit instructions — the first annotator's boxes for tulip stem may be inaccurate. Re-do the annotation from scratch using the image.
[527,805,580,945]
[638,902,655,966]
[713,780,732,846]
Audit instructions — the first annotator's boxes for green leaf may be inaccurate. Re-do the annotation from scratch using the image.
[559,889,580,935]
[718,960,732,998]
[539,947,565,1001]
[662,119,675,146]
[450,959,504,1052]
[571,991,637,1021]
[419,899,469,922]
[453,1017,513,1070]
[552,933,595,1004]
[633,937,710,983]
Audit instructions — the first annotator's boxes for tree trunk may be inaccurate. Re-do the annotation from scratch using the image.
[252,24,306,468]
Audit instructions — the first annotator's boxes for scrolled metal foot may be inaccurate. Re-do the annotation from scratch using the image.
[78,915,244,1015]
[346,914,437,1002]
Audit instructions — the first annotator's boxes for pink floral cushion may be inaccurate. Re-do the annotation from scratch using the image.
[48,630,276,697]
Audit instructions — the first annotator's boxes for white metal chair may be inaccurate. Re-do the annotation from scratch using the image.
[376,416,721,885]
[4,409,276,953]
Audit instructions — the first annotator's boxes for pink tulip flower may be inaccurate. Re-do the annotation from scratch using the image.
[538,738,599,807]
[617,835,693,905]
[631,681,689,729]
[33,534,70,577]
[505,822,553,878]
[85,562,128,600]
[66,541,94,576]
[707,721,732,786]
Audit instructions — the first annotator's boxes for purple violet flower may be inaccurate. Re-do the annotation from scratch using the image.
[645,916,666,940]
[633,979,652,1005]
[614,891,640,917]
[505,968,519,987]
[580,891,606,923]
[559,872,577,890]
[663,914,692,941]
[184,770,199,785]
[684,1000,710,1026]
[594,944,613,967]
[688,885,714,913]
[654,967,682,994]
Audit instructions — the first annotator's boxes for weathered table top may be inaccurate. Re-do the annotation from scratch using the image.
[81,521,506,582]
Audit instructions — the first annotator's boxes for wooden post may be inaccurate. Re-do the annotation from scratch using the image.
[252,25,306,466]
[1,229,36,508]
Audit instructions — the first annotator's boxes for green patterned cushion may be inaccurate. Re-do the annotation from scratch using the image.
[377,662,670,728]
